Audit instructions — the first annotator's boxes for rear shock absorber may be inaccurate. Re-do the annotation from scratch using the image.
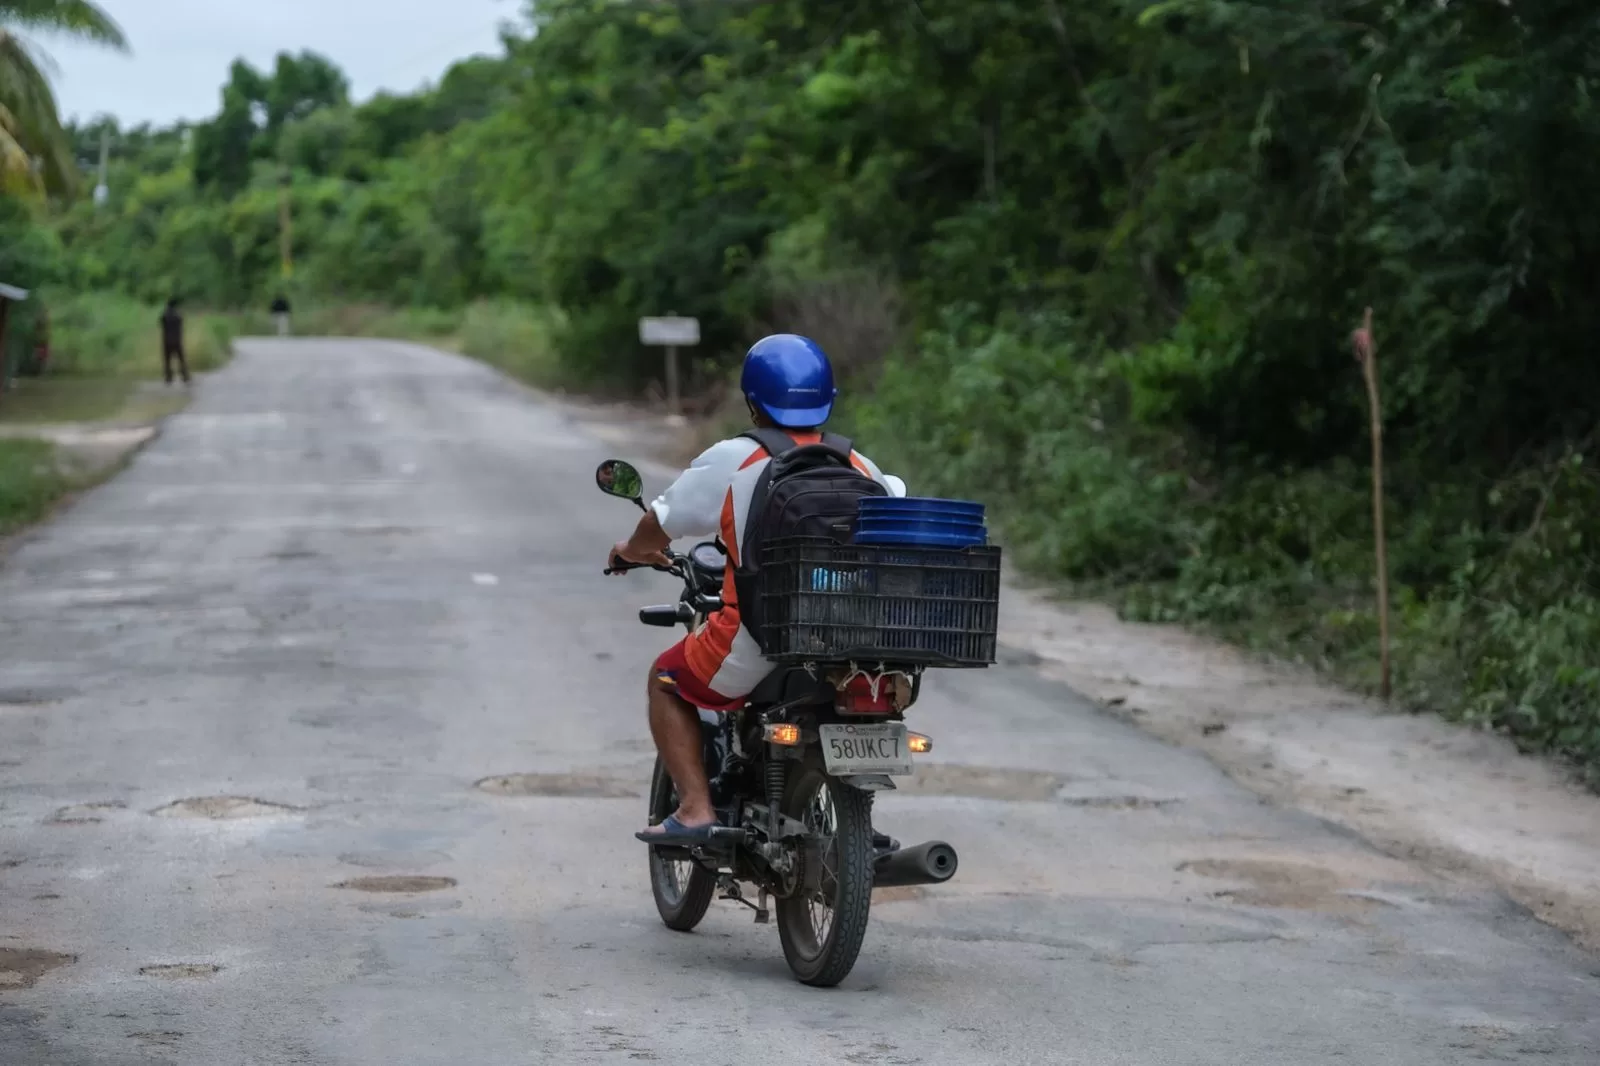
[765,758,785,836]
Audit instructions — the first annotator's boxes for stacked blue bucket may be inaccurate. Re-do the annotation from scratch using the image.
[854,496,987,548]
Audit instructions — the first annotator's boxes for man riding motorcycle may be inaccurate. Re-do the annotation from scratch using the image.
[608,334,905,843]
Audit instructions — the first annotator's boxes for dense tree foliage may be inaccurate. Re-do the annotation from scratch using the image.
[49,1,1598,454]
[11,0,1600,771]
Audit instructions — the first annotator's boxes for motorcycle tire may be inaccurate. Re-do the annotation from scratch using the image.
[775,753,875,987]
[645,756,716,932]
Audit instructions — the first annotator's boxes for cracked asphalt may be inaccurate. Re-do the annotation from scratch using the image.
[1,339,1597,1065]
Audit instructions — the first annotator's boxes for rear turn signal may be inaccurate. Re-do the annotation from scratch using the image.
[908,732,933,755]
[765,723,802,747]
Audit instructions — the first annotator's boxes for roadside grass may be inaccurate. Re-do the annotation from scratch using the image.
[1,292,235,432]
[42,292,235,378]
[0,438,71,536]
[0,292,234,540]
[264,304,464,347]
[456,300,568,388]
[260,300,575,392]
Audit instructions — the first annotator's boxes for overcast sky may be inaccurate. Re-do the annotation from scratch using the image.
[28,0,524,128]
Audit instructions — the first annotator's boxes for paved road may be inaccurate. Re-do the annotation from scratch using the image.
[1,340,1596,1065]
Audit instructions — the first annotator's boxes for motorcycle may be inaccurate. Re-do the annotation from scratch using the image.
[596,458,964,987]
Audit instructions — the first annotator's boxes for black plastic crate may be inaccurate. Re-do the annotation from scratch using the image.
[753,537,1002,667]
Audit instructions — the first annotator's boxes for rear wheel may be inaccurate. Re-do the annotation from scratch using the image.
[645,756,716,932]
[775,754,875,987]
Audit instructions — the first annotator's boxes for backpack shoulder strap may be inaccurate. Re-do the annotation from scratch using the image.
[820,432,854,460]
[740,427,797,458]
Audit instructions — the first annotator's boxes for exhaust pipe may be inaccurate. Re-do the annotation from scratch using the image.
[873,840,958,888]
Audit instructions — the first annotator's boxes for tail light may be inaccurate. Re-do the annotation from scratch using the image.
[836,674,895,715]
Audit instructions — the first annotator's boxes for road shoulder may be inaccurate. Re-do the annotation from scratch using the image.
[1000,575,1600,950]
[0,381,185,549]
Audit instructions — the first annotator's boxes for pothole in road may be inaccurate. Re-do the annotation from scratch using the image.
[475,773,640,799]
[0,949,76,990]
[1060,795,1179,810]
[139,963,221,980]
[1179,858,1395,914]
[151,796,303,820]
[50,801,127,825]
[0,685,78,707]
[335,875,458,894]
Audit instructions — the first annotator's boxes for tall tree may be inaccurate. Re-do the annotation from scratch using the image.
[0,0,126,194]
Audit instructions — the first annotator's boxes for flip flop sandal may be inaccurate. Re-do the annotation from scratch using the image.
[635,813,720,845]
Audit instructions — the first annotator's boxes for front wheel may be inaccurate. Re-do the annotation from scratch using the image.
[775,754,875,987]
[646,756,716,931]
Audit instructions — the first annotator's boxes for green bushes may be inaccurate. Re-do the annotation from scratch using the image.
[849,314,1189,582]
[853,318,1600,779]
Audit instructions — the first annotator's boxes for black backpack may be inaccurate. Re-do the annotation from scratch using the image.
[732,427,887,638]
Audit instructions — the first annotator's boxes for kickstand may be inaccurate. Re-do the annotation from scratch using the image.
[718,879,770,924]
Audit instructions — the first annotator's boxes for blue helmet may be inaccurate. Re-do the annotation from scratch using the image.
[741,334,836,427]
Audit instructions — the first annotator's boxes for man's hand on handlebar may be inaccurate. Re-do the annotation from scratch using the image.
[606,506,676,575]
[607,540,673,575]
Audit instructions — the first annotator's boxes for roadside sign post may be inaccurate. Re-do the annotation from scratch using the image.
[638,314,700,422]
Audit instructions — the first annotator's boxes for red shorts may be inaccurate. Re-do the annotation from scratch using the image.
[653,639,744,712]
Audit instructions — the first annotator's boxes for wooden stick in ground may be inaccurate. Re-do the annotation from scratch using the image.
[1351,307,1391,700]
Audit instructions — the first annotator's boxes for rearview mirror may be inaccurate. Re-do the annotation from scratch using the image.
[595,459,645,507]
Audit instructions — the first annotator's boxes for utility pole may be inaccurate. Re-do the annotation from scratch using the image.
[278,168,293,280]
[1351,308,1391,701]
[93,127,109,208]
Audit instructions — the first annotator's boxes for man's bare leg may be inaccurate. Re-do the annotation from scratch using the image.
[643,674,717,831]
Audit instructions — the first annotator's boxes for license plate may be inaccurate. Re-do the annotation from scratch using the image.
[819,723,913,777]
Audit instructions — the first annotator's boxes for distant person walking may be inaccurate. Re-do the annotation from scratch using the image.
[160,297,190,385]
[271,293,292,336]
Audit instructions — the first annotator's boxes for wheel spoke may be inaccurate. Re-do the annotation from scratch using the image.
[801,781,840,946]
[651,782,691,906]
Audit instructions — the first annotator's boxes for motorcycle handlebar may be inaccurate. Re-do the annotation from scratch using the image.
[604,551,685,577]
[604,546,722,627]
[640,603,693,627]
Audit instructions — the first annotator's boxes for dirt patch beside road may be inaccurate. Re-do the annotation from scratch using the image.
[1000,580,1600,949]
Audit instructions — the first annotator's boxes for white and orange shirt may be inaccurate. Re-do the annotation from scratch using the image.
[649,432,904,698]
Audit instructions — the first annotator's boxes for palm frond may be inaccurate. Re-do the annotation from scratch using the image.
[0,104,43,194]
[0,28,76,193]
[0,0,128,50]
